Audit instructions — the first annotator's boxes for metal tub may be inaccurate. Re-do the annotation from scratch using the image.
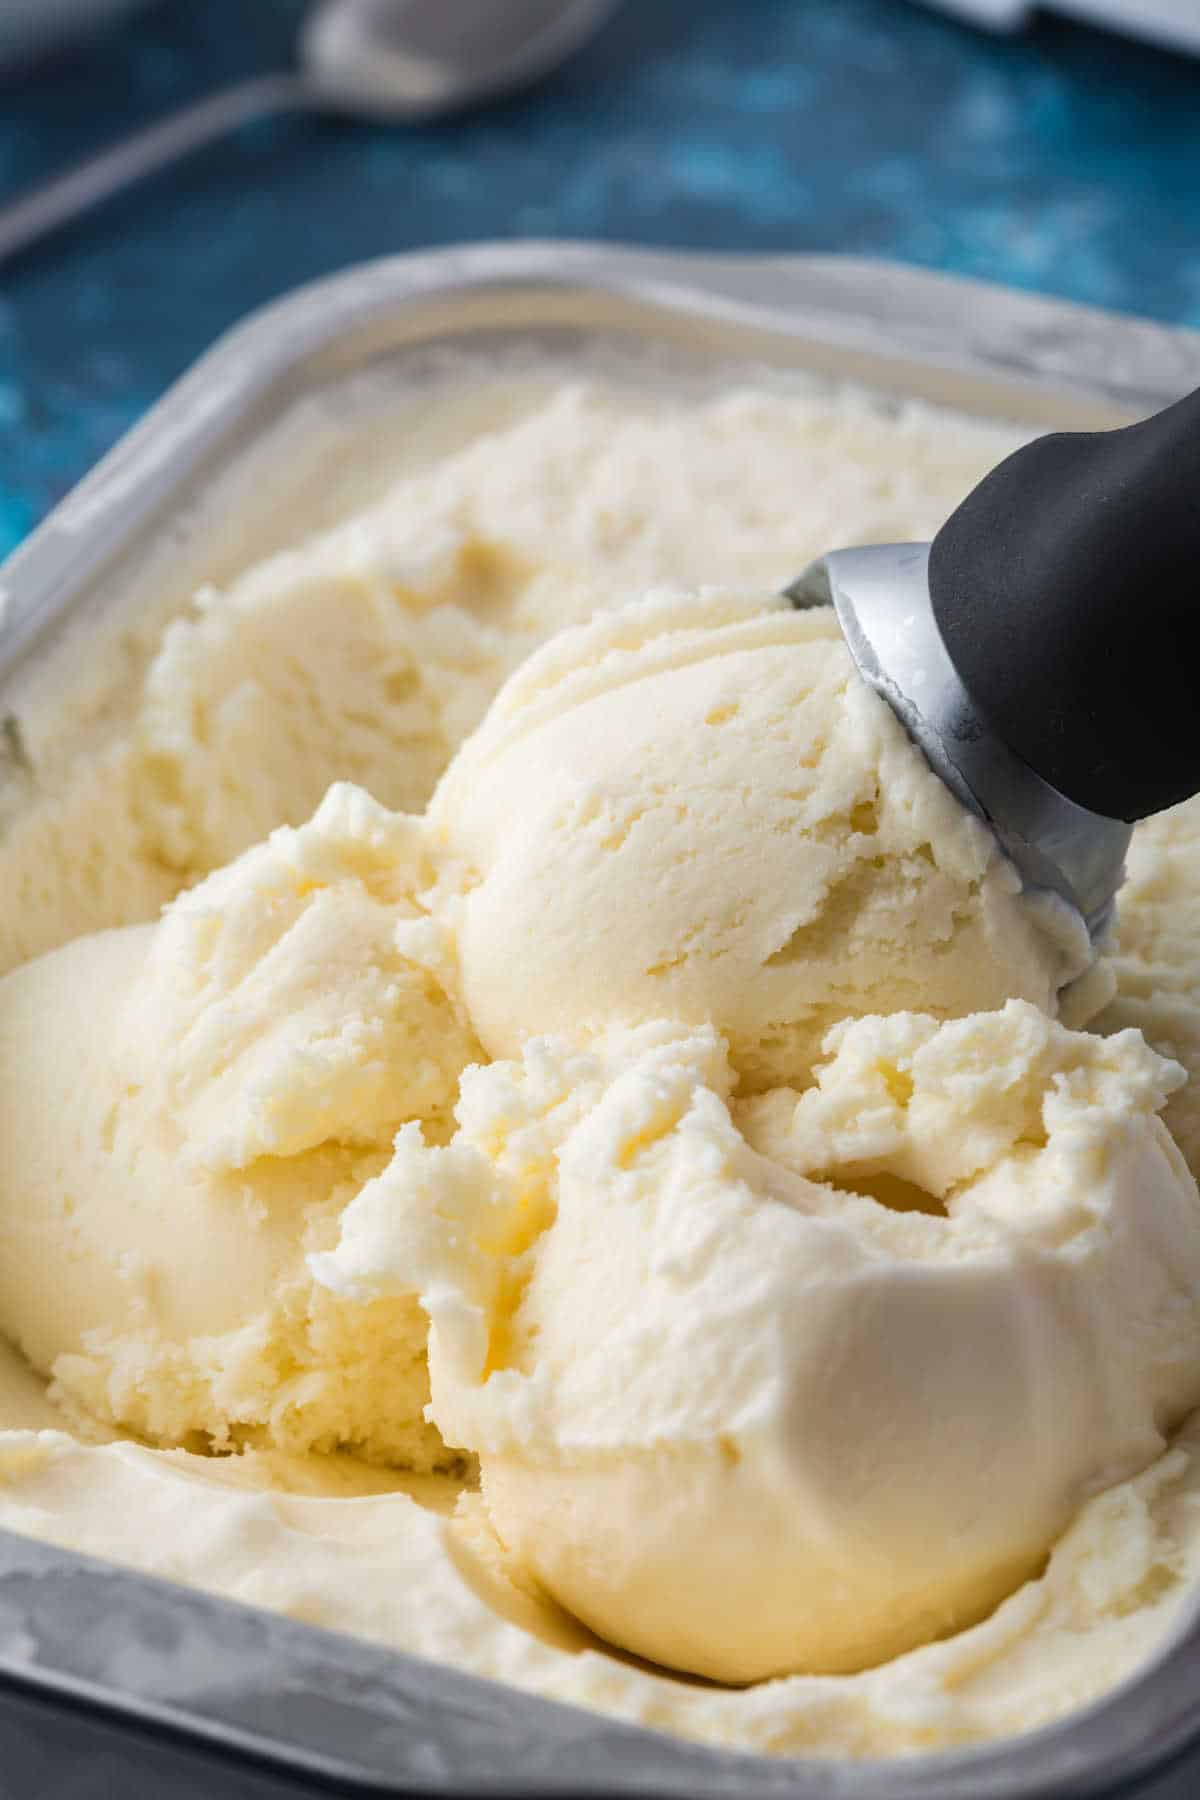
[2,243,1200,1800]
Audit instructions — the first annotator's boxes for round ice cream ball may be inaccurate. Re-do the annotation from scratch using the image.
[316,1003,1200,1682]
[429,592,1093,1092]
[0,785,480,1467]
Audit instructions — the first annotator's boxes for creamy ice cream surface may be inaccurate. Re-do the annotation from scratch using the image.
[3,352,1200,1764]
[317,1005,1200,1684]
[430,589,1090,1087]
[0,783,479,1467]
[0,362,1034,971]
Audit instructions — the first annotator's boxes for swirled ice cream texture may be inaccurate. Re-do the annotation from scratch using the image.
[3,587,1192,1701]
[317,1006,1200,1683]
[3,362,1200,1761]
[429,591,1090,1088]
[0,587,1093,1471]
[0,785,481,1468]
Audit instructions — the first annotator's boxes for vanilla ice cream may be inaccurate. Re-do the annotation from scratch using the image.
[2,353,1200,1765]
[317,1004,1200,1682]
[0,365,1032,973]
[430,589,1091,1088]
[0,784,479,1467]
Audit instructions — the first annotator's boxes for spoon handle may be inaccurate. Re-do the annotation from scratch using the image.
[0,73,312,268]
[929,384,1200,823]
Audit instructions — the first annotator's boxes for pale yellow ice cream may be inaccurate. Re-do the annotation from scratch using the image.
[2,356,1200,1764]
[0,581,1092,1500]
[316,1005,1200,1683]
[1095,802,1200,1176]
[0,364,1033,973]
[4,1404,1200,1760]
[430,589,1090,1089]
[0,784,479,1467]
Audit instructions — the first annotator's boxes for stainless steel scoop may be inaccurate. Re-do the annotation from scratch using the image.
[786,383,1200,941]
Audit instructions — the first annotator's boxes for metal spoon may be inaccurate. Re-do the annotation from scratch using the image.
[787,384,1200,942]
[0,0,623,265]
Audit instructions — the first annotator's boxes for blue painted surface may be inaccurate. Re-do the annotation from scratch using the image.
[1,0,1199,556]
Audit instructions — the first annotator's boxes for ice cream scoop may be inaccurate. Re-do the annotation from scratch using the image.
[428,591,1091,1093]
[787,384,1200,940]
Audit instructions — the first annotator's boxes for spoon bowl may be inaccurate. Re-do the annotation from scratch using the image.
[302,0,625,120]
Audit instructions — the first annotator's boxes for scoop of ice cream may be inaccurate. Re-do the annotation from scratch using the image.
[0,784,480,1466]
[315,1003,1200,1682]
[429,592,1092,1091]
[135,528,544,875]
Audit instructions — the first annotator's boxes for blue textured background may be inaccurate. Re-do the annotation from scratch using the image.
[2,0,1199,558]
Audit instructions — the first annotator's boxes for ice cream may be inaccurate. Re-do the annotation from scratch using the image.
[0,366,1032,974]
[1095,802,1200,1176]
[2,584,1194,1700]
[0,784,480,1467]
[0,581,1095,1482]
[429,589,1090,1088]
[2,354,1200,1763]
[317,1004,1200,1683]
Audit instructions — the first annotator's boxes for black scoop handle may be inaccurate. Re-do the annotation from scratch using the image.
[928,384,1200,823]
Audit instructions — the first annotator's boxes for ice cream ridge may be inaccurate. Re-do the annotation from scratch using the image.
[4,583,1200,1701]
